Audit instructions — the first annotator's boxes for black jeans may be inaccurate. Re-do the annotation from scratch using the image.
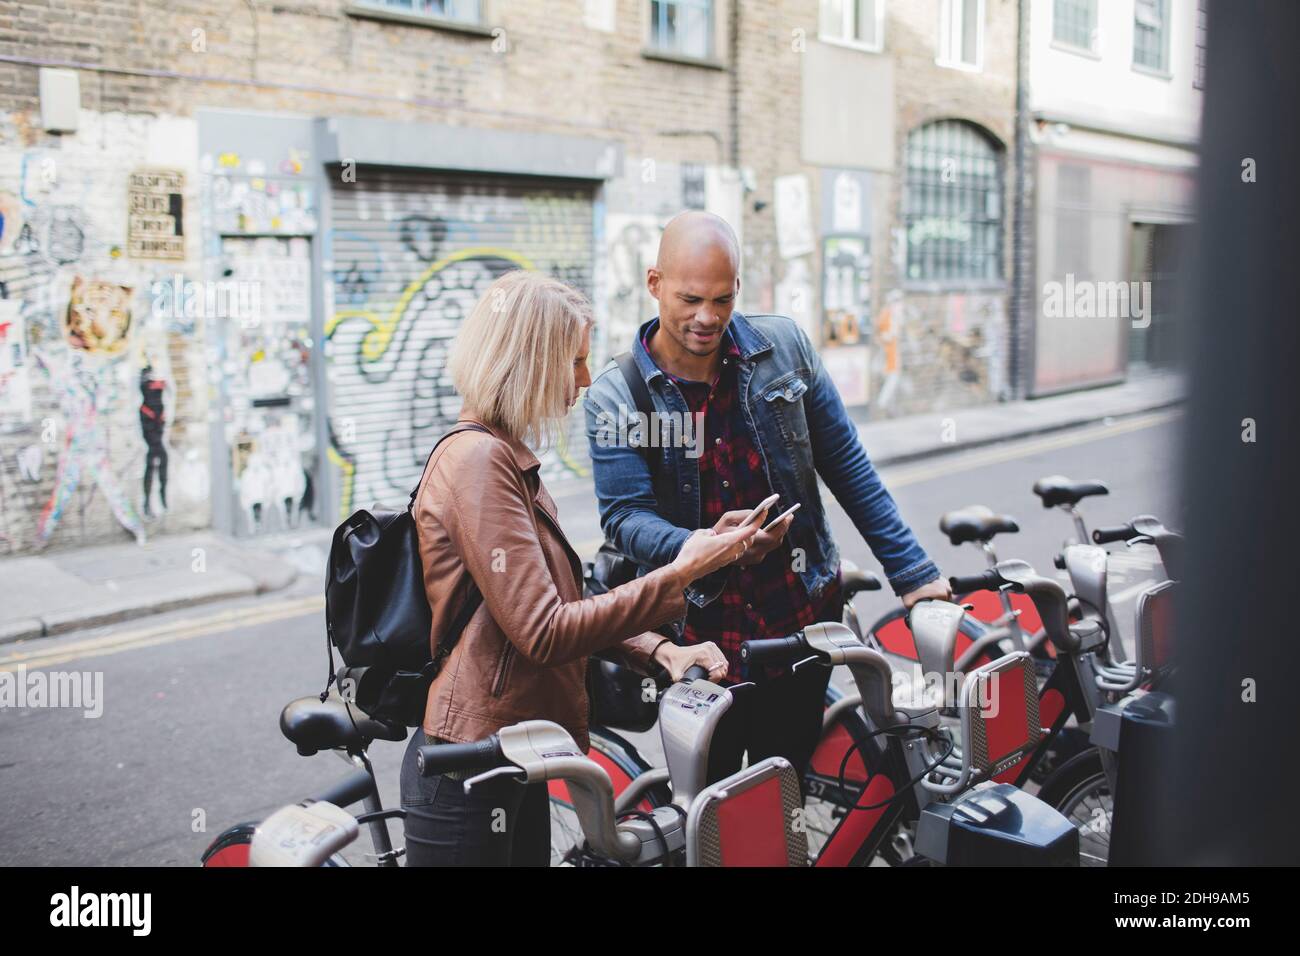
[400,731,551,866]
[705,661,832,799]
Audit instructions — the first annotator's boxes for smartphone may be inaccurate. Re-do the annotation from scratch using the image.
[736,493,781,530]
[761,502,801,533]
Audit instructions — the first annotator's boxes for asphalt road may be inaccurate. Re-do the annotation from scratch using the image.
[0,410,1182,865]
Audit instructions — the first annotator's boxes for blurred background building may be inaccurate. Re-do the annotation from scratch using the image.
[0,0,1202,554]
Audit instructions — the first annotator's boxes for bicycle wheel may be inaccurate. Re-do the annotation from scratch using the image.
[1037,748,1112,866]
[548,727,666,866]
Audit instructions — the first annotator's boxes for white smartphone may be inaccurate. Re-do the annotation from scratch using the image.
[761,502,802,533]
[736,493,781,530]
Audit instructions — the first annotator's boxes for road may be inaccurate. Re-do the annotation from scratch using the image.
[0,411,1182,865]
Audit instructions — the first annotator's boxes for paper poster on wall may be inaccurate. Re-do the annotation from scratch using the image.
[832,172,863,233]
[820,344,871,407]
[774,174,815,260]
[128,168,186,260]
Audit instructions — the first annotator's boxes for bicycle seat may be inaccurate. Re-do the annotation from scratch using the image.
[1032,475,1109,508]
[841,558,882,596]
[280,695,407,756]
[939,506,1019,546]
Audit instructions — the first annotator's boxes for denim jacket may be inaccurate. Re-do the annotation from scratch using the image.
[582,312,941,611]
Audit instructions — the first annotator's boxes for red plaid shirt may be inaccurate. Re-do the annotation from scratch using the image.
[642,322,842,681]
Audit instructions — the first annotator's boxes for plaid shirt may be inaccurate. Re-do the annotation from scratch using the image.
[642,322,842,681]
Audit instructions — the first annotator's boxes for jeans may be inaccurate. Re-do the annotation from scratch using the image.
[705,661,832,801]
[400,731,551,866]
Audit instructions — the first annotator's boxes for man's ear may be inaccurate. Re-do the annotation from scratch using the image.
[646,267,661,302]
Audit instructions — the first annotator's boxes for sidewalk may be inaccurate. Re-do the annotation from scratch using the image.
[0,529,330,645]
[1,372,1183,646]
[847,371,1185,467]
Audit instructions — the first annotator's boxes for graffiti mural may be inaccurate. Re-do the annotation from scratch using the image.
[0,112,208,553]
[327,248,532,515]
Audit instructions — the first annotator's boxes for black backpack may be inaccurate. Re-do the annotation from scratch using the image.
[322,423,488,727]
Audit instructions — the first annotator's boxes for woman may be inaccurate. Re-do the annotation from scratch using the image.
[401,270,762,866]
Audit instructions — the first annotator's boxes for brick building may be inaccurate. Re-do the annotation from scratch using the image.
[0,0,1027,555]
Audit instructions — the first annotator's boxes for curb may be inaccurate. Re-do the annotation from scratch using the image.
[866,399,1185,469]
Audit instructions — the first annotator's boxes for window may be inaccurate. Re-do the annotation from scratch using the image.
[1133,0,1169,73]
[353,0,483,24]
[903,120,1003,282]
[937,0,983,70]
[650,0,713,60]
[1052,0,1097,53]
[1194,0,1208,89]
[820,0,884,52]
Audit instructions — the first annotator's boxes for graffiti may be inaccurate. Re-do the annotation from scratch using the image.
[327,247,531,515]
[398,215,449,263]
[329,231,385,305]
[31,348,145,546]
[0,190,23,254]
[605,216,660,355]
[234,418,308,533]
[138,361,169,517]
[65,277,133,354]
[0,299,32,420]
[15,444,42,482]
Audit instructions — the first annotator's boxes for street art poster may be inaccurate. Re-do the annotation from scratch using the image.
[774,174,814,260]
[64,277,133,355]
[0,300,31,420]
[128,168,185,260]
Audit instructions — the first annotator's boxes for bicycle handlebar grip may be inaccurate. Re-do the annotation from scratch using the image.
[949,569,1004,595]
[682,664,710,682]
[416,736,503,778]
[1092,524,1134,545]
[739,635,807,666]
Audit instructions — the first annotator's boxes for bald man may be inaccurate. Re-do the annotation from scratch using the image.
[584,211,950,791]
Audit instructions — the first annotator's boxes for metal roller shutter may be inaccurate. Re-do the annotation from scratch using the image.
[326,167,595,519]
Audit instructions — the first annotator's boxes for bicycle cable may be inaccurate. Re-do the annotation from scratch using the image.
[835,718,958,814]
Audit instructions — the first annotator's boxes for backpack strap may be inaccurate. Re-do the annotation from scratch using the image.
[416,422,491,677]
[614,350,656,469]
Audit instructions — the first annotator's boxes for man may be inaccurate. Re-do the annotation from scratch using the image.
[584,210,951,787]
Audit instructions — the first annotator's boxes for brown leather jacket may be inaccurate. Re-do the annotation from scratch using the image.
[413,416,687,751]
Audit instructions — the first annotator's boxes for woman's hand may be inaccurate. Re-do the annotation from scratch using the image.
[670,520,761,585]
[653,640,729,682]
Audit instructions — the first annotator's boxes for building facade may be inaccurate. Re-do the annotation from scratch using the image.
[0,0,1199,556]
[1024,0,1203,394]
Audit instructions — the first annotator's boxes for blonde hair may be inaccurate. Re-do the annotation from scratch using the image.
[448,270,593,447]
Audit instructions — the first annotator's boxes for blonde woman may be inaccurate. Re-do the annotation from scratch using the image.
[402,270,763,866]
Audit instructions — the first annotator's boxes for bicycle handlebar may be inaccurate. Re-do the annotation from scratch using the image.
[1092,524,1134,545]
[948,569,1008,595]
[739,634,808,666]
[416,735,504,778]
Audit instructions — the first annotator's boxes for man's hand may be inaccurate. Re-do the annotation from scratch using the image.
[712,507,795,566]
[900,577,953,611]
